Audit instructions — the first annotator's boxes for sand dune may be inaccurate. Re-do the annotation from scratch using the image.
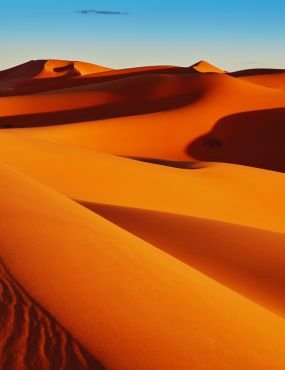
[0,59,110,83]
[1,163,285,370]
[4,68,285,171]
[1,58,285,369]
[0,63,206,97]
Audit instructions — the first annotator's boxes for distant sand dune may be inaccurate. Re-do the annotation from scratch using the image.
[0,59,110,82]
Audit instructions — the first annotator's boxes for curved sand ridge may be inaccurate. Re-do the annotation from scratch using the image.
[1,58,285,369]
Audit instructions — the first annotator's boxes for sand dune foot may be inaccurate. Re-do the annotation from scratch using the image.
[0,260,104,370]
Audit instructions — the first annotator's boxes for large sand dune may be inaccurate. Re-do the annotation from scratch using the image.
[0,58,285,369]
[3,68,285,171]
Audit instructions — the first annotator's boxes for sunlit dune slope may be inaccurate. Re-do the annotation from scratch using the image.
[0,132,284,234]
[1,163,285,370]
[86,202,285,316]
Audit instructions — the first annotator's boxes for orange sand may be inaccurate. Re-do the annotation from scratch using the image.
[0,58,285,369]
[231,68,285,91]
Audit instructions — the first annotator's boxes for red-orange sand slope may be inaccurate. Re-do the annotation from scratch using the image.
[0,59,285,369]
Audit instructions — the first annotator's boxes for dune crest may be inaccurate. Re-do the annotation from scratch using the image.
[191,60,225,73]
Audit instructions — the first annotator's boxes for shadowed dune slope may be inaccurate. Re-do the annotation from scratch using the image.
[188,107,285,172]
[0,133,285,233]
[1,163,285,369]
[83,202,285,317]
[0,261,104,370]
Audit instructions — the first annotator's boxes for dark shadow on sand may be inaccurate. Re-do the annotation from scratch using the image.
[230,68,285,77]
[124,156,205,169]
[187,107,285,172]
[0,92,202,128]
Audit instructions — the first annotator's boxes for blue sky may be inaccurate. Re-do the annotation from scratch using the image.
[1,0,285,71]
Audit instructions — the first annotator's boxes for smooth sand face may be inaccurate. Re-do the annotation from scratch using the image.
[0,59,285,369]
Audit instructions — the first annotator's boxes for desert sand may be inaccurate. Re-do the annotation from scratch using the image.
[0,58,285,369]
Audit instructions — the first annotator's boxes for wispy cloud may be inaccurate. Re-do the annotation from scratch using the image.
[75,10,129,16]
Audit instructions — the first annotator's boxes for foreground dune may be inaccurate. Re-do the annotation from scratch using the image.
[1,132,285,315]
[1,163,285,370]
[1,58,285,369]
